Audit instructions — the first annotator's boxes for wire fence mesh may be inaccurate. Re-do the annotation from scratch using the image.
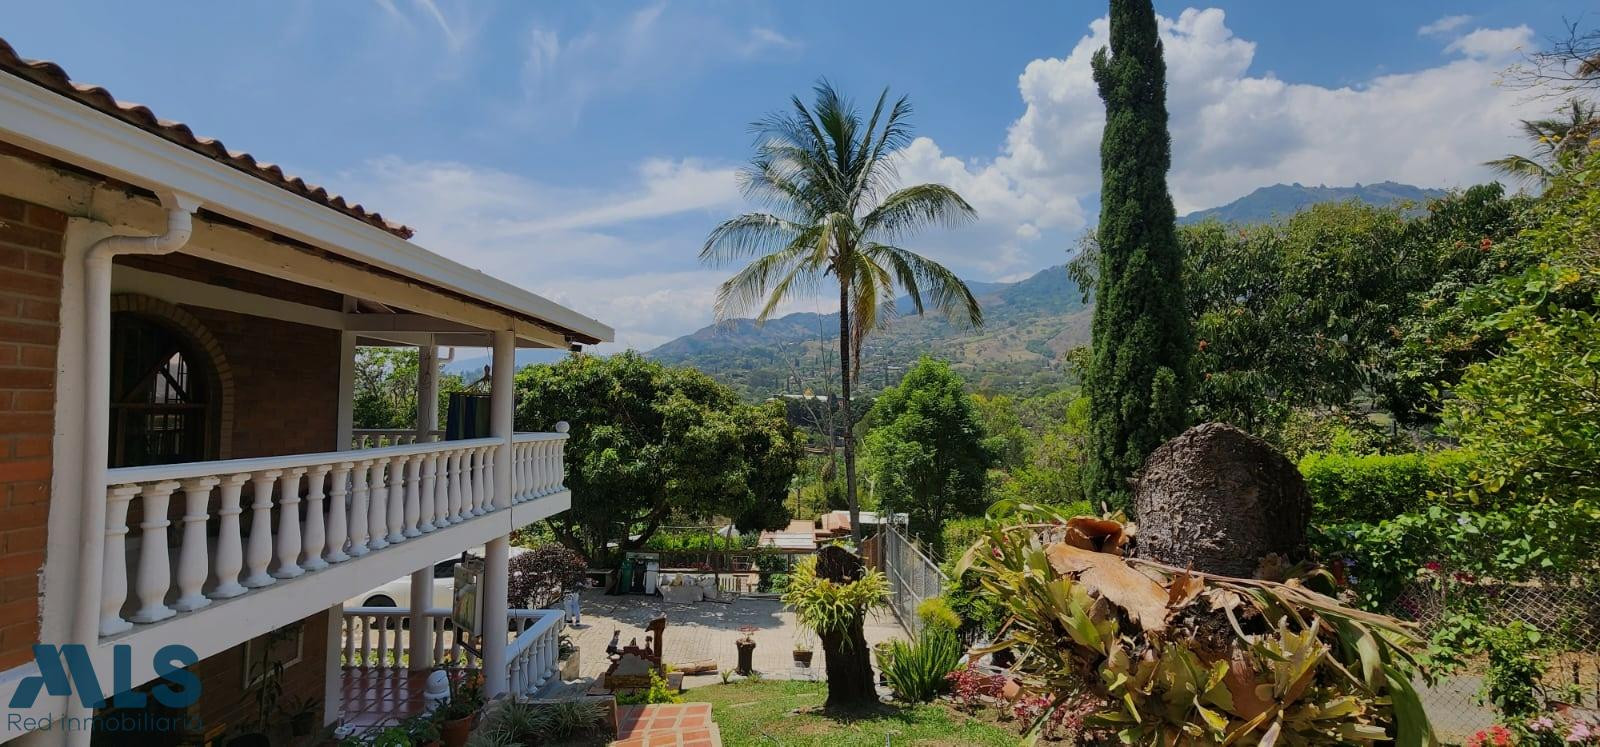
[879,524,947,637]
[1378,572,1600,743]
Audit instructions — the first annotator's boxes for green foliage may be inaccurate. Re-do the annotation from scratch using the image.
[915,596,961,634]
[882,626,964,703]
[701,80,984,540]
[1482,622,1546,719]
[1312,502,1600,608]
[614,669,683,706]
[780,556,888,639]
[1269,408,1408,462]
[1083,0,1191,508]
[1299,450,1467,524]
[515,352,801,563]
[351,347,468,429]
[640,529,758,553]
[861,358,995,545]
[958,508,1432,745]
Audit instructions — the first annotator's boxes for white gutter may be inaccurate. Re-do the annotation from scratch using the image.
[74,192,201,650]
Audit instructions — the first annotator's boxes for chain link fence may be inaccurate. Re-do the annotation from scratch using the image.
[1379,573,1600,743]
[879,524,947,637]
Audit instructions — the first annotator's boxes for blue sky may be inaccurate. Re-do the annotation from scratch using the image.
[4,1,1591,349]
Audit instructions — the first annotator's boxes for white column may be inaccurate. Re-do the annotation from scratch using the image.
[408,565,433,672]
[483,536,510,697]
[302,465,332,572]
[211,474,250,599]
[482,329,517,697]
[491,330,515,511]
[99,486,139,636]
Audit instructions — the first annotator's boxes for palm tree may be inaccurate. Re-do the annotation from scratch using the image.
[1486,98,1600,187]
[701,80,982,541]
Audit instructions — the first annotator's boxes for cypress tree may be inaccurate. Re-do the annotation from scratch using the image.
[1082,0,1191,507]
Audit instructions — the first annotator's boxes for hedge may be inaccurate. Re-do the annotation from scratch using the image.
[1299,450,1467,524]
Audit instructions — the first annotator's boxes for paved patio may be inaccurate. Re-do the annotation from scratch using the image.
[562,590,905,687]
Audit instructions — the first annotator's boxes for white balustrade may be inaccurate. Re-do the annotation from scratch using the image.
[339,606,565,698]
[350,429,444,449]
[511,425,569,504]
[99,435,536,640]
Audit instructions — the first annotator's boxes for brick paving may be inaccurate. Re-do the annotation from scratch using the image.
[613,703,721,747]
[562,590,905,688]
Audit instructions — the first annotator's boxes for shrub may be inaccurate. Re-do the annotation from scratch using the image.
[944,662,1006,712]
[882,626,963,703]
[916,597,961,634]
[614,669,681,706]
[507,545,589,609]
[1299,450,1466,524]
[1482,622,1545,719]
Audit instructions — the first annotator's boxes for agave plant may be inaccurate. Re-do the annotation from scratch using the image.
[956,506,1435,746]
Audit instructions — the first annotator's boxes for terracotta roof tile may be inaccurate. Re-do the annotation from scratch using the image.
[0,36,414,239]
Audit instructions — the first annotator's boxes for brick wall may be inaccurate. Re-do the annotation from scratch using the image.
[0,194,63,670]
[186,609,330,738]
[181,305,340,458]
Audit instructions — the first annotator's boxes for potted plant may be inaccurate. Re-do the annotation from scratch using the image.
[735,625,757,676]
[402,712,441,747]
[792,636,814,668]
[277,694,320,738]
[433,673,484,747]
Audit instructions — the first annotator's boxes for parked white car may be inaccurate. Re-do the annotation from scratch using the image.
[344,545,529,610]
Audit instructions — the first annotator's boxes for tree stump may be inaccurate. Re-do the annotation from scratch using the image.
[1132,422,1309,577]
[814,545,877,708]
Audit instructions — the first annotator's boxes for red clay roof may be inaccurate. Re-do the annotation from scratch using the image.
[0,37,414,239]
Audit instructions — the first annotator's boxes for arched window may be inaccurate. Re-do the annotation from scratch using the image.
[109,313,216,467]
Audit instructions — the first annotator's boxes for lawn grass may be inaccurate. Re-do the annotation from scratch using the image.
[685,679,1021,746]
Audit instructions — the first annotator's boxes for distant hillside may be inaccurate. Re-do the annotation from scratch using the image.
[647,266,1091,398]
[1179,181,1446,225]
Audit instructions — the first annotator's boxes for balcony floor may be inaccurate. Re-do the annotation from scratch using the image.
[339,667,461,730]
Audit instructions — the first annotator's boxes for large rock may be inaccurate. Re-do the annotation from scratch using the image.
[1132,422,1309,577]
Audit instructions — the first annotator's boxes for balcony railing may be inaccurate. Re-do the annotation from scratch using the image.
[351,429,445,449]
[341,606,565,697]
[98,429,567,640]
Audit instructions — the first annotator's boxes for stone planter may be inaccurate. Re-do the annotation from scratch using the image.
[560,646,580,681]
[793,649,814,668]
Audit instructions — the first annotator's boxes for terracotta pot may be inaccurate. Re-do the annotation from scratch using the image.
[793,650,814,668]
[439,715,474,747]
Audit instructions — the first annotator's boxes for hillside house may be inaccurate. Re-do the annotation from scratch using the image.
[0,38,610,744]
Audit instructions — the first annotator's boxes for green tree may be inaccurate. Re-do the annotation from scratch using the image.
[861,358,994,547]
[351,347,467,429]
[514,352,802,562]
[701,80,983,541]
[1083,0,1191,506]
[1484,98,1600,187]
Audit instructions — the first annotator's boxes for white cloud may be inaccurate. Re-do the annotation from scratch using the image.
[319,156,747,351]
[338,7,1555,352]
[1446,26,1534,59]
[1419,15,1473,37]
[922,7,1548,229]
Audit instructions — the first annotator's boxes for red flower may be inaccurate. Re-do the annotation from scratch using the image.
[1479,237,1494,252]
[1423,561,1442,572]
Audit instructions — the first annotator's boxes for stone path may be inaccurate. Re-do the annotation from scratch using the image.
[558,590,905,692]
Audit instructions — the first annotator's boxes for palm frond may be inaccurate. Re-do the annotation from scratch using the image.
[713,231,823,321]
[861,183,977,241]
[1484,154,1555,186]
[863,243,984,328]
[700,213,806,266]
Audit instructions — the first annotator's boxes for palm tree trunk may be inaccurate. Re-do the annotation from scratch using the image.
[838,276,861,543]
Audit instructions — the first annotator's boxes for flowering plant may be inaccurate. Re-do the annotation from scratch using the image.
[943,663,1007,712]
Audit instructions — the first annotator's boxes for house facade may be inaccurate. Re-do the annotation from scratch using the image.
[0,38,609,744]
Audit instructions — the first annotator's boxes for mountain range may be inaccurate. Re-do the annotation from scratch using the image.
[644,181,1449,398]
